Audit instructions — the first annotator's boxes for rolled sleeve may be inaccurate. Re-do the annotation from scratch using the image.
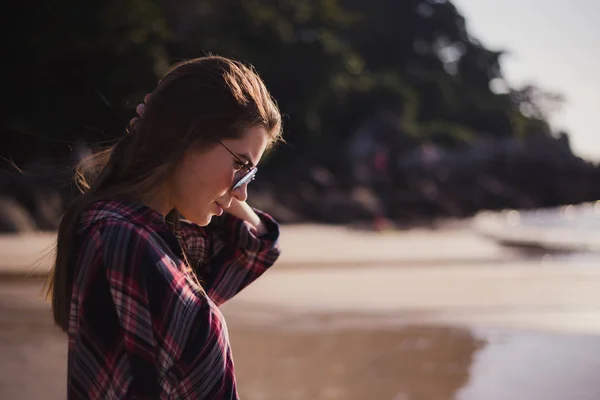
[180,209,281,306]
[210,208,280,251]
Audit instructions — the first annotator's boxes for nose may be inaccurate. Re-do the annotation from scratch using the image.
[231,183,248,202]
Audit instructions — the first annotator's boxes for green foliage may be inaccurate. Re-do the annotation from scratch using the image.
[5,0,560,164]
[7,0,169,161]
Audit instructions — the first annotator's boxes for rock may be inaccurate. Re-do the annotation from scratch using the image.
[0,196,37,233]
[3,130,600,228]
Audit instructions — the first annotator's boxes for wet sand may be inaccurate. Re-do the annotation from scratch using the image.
[3,280,600,400]
[231,319,600,400]
[2,226,600,399]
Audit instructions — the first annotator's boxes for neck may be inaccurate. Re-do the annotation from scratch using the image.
[140,184,172,217]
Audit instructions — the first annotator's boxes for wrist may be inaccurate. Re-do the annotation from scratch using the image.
[226,200,266,235]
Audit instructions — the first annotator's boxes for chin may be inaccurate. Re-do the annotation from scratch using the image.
[181,210,212,227]
[187,216,210,227]
[196,213,214,227]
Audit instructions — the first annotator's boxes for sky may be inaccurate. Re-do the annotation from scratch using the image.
[450,0,600,161]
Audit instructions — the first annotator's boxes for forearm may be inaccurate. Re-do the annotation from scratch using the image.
[202,203,281,305]
[225,200,267,236]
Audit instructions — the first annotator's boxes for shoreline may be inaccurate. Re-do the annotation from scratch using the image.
[4,223,600,336]
[0,221,572,277]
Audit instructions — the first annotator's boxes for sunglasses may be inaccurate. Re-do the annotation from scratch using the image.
[219,141,258,190]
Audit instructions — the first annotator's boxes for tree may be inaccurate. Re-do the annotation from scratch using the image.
[6,0,169,163]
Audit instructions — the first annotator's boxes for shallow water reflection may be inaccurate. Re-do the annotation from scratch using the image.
[230,321,485,400]
[227,312,600,400]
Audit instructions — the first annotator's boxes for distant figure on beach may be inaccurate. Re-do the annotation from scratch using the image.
[44,56,283,399]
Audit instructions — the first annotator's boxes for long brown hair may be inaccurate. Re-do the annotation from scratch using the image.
[45,55,282,332]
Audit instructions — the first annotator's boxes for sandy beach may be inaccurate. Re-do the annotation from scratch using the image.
[2,224,600,399]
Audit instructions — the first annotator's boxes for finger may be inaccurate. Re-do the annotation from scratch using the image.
[136,103,145,117]
[129,117,140,128]
[144,93,152,103]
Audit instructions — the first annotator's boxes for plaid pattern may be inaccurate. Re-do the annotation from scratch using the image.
[67,200,281,399]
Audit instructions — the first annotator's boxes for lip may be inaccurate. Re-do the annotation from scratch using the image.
[214,202,224,216]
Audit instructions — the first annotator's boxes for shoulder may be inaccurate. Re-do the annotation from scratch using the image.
[75,199,171,251]
[75,200,180,274]
[78,199,165,232]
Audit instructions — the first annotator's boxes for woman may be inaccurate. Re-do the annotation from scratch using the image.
[45,55,283,399]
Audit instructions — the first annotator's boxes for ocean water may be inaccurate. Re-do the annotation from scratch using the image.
[472,201,600,255]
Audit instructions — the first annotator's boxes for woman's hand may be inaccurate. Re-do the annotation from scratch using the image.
[129,94,152,129]
[224,199,267,236]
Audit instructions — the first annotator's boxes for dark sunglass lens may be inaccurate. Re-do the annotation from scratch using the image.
[233,168,257,190]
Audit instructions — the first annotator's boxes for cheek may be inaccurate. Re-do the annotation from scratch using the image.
[174,153,235,202]
[194,161,234,197]
[214,167,235,193]
[171,158,209,202]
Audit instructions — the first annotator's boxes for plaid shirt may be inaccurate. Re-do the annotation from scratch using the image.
[67,200,281,399]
